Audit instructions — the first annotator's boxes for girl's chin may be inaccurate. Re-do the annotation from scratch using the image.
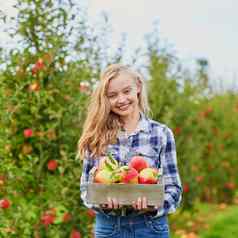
[117,111,131,116]
[114,107,134,116]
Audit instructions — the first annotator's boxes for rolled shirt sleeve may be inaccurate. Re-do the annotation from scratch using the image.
[161,126,182,215]
[80,151,97,209]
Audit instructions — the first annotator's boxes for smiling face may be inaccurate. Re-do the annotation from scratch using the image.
[106,72,141,119]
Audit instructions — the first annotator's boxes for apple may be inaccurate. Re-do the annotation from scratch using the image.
[32,59,44,75]
[23,128,33,138]
[94,169,113,184]
[28,82,40,92]
[70,229,81,238]
[47,160,58,171]
[183,183,190,193]
[129,156,149,172]
[139,168,158,184]
[119,166,138,184]
[110,165,128,183]
[41,211,55,227]
[0,199,11,209]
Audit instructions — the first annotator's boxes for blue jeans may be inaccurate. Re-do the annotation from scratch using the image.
[94,212,170,238]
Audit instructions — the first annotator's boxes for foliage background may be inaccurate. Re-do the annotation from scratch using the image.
[0,0,237,237]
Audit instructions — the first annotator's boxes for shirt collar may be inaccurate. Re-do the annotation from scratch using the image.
[137,111,151,133]
[117,111,151,138]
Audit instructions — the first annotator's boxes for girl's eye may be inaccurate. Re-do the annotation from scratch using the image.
[108,94,116,99]
[124,89,131,94]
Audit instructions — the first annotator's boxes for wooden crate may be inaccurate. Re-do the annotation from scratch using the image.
[86,180,164,207]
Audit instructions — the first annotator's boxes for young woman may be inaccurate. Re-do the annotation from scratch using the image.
[78,64,182,238]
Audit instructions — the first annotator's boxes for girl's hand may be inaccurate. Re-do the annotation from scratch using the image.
[132,197,147,210]
[105,197,122,209]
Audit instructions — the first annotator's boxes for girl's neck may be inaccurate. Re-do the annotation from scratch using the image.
[120,110,140,134]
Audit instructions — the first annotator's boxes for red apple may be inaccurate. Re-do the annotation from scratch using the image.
[94,169,113,184]
[129,156,149,172]
[183,183,190,193]
[0,199,11,209]
[41,213,55,227]
[47,160,58,171]
[23,128,33,138]
[139,168,158,184]
[70,229,81,238]
[32,66,38,75]
[32,58,44,75]
[120,166,138,184]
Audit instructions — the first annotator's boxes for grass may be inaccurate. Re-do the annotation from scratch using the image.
[169,201,238,238]
[200,205,238,238]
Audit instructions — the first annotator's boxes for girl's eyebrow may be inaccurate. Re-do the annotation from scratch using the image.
[108,85,132,94]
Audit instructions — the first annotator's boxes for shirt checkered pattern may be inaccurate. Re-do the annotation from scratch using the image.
[80,112,182,217]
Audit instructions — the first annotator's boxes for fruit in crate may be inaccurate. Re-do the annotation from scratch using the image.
[139,167,162,184]
[129,156,149,172]
[94,153,119,184]
[93,153,162,185]
[98,154,119,171]
[87,153,164,207]
[118,166,139,184]
[94,169,113,184]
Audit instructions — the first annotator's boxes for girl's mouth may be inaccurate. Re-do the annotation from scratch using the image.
[117,103,130,111]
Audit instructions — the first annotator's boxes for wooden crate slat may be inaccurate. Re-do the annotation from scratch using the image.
[86,183,164,206]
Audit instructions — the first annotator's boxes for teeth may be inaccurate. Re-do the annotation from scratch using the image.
[119,104,129,110]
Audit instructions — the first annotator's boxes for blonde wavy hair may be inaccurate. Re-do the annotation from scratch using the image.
[77,64,150,159]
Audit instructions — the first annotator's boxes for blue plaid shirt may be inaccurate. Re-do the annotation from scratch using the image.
[80,112,182,217]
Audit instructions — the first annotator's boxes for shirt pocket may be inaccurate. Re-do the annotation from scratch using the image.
[128,146,159,168]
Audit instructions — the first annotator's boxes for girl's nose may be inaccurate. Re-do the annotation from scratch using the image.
[117,94,126,104]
